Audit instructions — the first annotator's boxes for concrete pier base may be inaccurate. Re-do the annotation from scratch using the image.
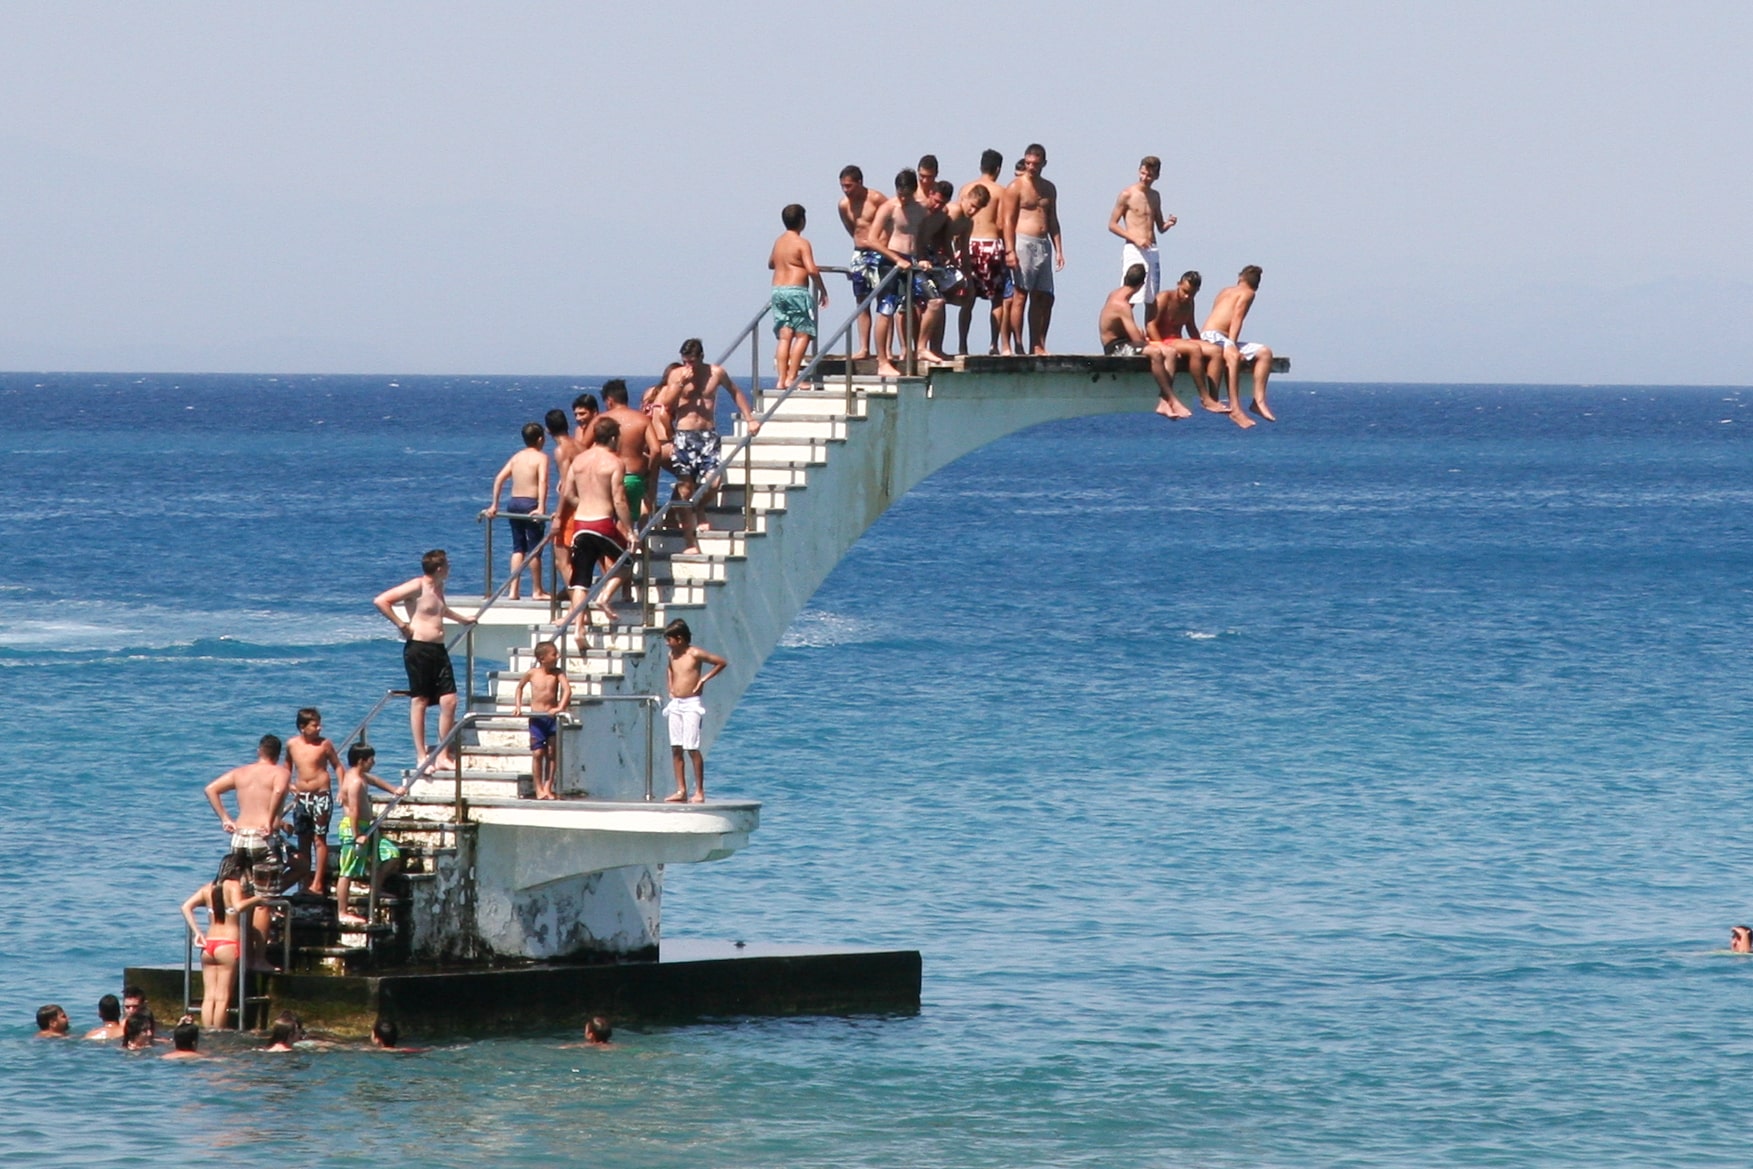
[125,941,921,1038]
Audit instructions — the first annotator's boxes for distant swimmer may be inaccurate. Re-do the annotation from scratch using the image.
[84,994,124,1041]
[768,204,829,392]
[485,422,551,601]
[1732,925,1751,953]
[373,550,476,771]
[122,1011,156,1050]
[837,165,890,361]
[1098,265,1191,420]
[1201,265,1277,427]
[204,734,292,865]
[1108,156,1176,328]
[1147,270,1226,414]
[1002,143,1064,355]
[35,1004,69,1038]
[663,619,727,804]
[264,1011,305,1052]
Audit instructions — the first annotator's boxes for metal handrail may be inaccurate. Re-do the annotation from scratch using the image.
[544,264,910,654]
[478,508,553,598]
[233,895,292,1032]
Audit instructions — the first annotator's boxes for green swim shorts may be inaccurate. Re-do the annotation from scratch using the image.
[623,473,647,523]
[770,285,816,338]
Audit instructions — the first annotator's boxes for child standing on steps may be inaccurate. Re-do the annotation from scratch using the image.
[514,641,572,800]
[334,744,407,925]
[663,619,727,803]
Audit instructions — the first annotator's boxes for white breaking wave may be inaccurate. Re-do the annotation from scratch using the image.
[780,609,882,649]
[0,599,382,653]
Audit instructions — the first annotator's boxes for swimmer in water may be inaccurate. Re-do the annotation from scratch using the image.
[1731,925,1751,953]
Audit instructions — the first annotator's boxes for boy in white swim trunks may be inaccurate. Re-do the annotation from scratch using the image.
[1107,155,1177,329]
[1200,265,1277,426]
[662,618,727,804]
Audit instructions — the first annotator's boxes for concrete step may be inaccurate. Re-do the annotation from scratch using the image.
[407,772,531,801]
[709,485,793,513]
[739,415,854,441]
[646,529,753,558]
[719,462,811,487]
[731,436,837,464]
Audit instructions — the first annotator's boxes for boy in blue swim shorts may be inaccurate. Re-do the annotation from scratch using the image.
[514,641,572,800]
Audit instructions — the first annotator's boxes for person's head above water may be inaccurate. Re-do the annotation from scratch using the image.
[1731,925,1751,953]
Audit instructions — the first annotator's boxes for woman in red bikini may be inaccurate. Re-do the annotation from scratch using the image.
[179,855,262,1029]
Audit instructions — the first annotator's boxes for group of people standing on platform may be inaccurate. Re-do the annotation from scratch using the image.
[756,146,1278,428]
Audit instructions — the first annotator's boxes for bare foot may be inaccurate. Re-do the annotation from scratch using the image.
[920,349,949,364]
[595,601,619,625]
[1249,399,1277,422]
[337,914,369,927]
[1154,399,1187,421]
[664,791,688,803]
[433,752,458,771]
[680,544,702,556]
[1031,345,1051,356]
[1227,409,1257,430]
[689,793,706,804]
[1200,398,1228,413]
[876,361,901,378]
[532,589,551,600]
[851,350,872,361]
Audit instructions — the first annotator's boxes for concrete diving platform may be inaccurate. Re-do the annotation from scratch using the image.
[126,940,921,1039]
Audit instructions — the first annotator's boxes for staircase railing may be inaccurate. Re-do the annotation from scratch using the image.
[546,263,911,656]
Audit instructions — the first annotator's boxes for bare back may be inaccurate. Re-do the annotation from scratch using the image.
[962,177,1004,238]
[224,759,291,834]
[1099,288,1143,347]
[568,444,626,522]
[505,448,546,499]
[769,231,815,287]
[1203,285,1255,340]
[605,405,654,476]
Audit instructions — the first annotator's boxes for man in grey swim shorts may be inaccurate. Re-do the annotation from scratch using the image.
[1001,143,1064,354]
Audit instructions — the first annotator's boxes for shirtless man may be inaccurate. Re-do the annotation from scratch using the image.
[933,181,983,356]
[285,707,342,896]
[373,550,476,769]
[958,150,1008,355]
[559,415,632,642]
[1002,144,1065,355]
[1201,265,1277,424]
[601,380,659,533]
[547,403,590,587]
[867,169,939,375]
[836,165,889,360]
[485,422,550,600]
[1098,265,1191,420]
[767,204,829,391]
[656,339,760,552]
[204,734,292,863]
[915,154,939,197]
[1108,156,1176,328]
[1147,271,1228,415]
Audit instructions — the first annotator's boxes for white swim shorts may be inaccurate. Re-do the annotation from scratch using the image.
[666,695,704,751]
[1200,330,1268,361]
[1121,243,1160,306]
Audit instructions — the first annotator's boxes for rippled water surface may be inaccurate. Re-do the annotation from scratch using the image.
[3,375,1752,1166]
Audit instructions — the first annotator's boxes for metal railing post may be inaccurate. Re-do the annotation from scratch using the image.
[645,696,656,802]
[465,625,476,713]
[483,516,495,596]
[183,927,195,1016]
[236,921,248,1031]
[904,270,917,377]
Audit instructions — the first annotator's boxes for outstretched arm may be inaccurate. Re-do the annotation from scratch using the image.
[181,887,209,945]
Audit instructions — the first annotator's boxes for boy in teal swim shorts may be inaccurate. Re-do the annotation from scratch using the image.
[768,203,829,390]
[334,744,406,925]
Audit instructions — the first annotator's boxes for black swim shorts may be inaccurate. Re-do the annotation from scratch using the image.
[402,638,457,702]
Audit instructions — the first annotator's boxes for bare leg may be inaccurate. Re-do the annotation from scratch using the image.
[507,550,525,600]
[435,692,458,768]
[774,326,792,389]
[789,332,813,387]
[1028,291,1055,355]
[676,480,701,553]
[919,301,949,362]
[1248,347,1277,421]
[1221,349,1256,429]
[409,695,432,766]
[689,749,706,802]
[336,873,367,924]
[873,313,901,377]
[1004,288,1024,354]
[1148,349,1192,419]
[311,830,329,896]
[665,747,688,801]
[852,306,872,361]
[957,301,973,355]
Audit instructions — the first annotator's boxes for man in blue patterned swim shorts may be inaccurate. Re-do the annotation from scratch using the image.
[768,204,829,391]
[836,165,890,361]
[654,338,761,553]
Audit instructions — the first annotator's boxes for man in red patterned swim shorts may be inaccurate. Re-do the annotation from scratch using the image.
[957,149,1010,355]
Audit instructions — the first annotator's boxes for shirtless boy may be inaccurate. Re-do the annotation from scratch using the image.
[768,204,829,391]
[1002,144,1065,355]
[601,380,659,534]
[1201,265,1277,424]
[1108,156,1176,327]
[84,995,124,1041]
[867,168,941,375]
[919,181,974,358]
[837,165,889,360]
[373,550,476,770]
[286,707,342,896]
[205,734,292,863]
[333,744,406,924]
[1146,270,1226,415]
[662,619,727,803]
[514,641,573,800]
[560,416,632,642]
[485,422,550,600]
[1098,265,1191,419]
[546,407,581,586]
[655,339,760,553]
[958,150,1008,354]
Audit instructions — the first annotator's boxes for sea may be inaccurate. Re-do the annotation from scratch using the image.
[2,373,1751,1167]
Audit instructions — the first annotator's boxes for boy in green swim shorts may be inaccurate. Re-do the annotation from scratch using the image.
[768,204,829,390]
[334,744,407,925]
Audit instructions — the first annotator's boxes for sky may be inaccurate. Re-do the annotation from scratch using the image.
[0,1,1748,383]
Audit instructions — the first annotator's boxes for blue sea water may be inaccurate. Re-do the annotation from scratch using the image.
[2,373,1752,1166]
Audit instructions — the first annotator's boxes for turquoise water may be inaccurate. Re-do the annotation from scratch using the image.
[3,375,1752,1166]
